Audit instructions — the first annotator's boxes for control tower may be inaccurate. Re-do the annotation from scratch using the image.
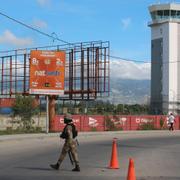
[148,3,180,114]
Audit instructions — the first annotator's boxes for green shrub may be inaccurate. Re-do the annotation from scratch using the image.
[91,127,97,131]
[12,95,39,130]
[6,127,12,132]
[0,126,43,135]
[35,127,42,132]
[159,117,164,129]
[105,116,121,131]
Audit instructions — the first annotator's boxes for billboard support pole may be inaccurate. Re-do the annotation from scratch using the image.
[46,95,49,134]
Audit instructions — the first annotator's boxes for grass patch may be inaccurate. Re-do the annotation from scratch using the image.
[0,127,44,135]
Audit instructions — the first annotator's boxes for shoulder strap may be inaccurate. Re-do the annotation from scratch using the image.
[63,124,68,132]
[70,123,78,138]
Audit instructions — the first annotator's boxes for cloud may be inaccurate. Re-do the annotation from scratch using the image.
[65,56,150,80]
[0,30,33,47]
[32,19,47,29]
[121,17,131,29]
[37,0,50,7]
[110,59,150,80]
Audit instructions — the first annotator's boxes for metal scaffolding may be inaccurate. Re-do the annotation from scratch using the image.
[0,41,110,100]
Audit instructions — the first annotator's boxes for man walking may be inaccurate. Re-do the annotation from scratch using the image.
[50,114,80,171]
[168,113,175,131]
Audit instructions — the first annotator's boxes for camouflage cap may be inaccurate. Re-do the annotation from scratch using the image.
[64,113,72,120]
[64,113,73,124]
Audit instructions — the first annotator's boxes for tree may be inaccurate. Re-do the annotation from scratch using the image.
[12,95,39,130]
[116,104,124,114]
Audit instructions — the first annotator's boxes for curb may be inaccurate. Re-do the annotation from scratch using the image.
[0,130,179,142]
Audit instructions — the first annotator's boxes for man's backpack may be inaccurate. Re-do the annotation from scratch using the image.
[60,124,78,139]
[71,124,78,138]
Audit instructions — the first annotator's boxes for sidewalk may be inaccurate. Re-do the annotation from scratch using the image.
[0,130,179,142]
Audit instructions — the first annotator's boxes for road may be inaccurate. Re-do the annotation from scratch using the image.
[0,131,180,180]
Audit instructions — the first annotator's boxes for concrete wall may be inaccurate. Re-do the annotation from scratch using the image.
[0,115,46,131]
[1,114,179,132]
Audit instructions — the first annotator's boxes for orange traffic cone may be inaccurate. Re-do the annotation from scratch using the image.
[108,138,119,169]
[127,158,136,180]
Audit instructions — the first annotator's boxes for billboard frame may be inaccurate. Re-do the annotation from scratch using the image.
[0,41,110,101]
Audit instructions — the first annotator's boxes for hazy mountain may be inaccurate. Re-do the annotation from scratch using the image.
[100,59,151,105]
[102,78,150,105]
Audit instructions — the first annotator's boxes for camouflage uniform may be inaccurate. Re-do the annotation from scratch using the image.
[58,124,79,166]
[50,117,80,171]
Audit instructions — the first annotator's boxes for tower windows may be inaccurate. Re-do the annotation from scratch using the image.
[171,10,176,18]
[151,10,180,20]
[164,10,170,17]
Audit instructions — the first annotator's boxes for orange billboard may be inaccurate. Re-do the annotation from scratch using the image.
[29,50,65,95]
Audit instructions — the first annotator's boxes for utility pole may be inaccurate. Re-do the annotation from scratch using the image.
[46,95,49,134]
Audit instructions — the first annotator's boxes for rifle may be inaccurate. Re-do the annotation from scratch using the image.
[68,150,74,165]
[76,139,79,146]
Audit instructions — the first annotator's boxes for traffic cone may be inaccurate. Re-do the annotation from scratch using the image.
[127,158,136,180]
[108,138,119,169]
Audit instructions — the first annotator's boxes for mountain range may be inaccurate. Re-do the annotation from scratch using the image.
[102,78,150,105]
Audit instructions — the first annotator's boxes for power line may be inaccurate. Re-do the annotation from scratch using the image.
[109,55,150,63]
[1,10,180,65]
[109,54,180,65]
[0,11,71,45]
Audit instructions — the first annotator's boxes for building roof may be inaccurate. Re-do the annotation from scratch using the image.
[149,3,180,12]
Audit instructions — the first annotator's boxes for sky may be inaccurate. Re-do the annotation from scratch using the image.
[0,0,178,80]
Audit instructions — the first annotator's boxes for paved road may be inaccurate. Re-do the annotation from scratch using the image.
[0,131,180,180]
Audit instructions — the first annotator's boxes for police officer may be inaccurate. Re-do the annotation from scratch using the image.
[50,114,80,171]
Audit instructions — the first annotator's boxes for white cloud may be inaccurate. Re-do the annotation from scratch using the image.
[110,59,150,80]
[121,17,131,29]
[0,30,33,47]
[37,0,50,7]
[32,19,47,29]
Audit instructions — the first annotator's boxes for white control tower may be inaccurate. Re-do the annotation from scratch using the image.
[148,3,180,114]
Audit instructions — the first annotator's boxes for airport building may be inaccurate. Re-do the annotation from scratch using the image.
[149,3,180,114]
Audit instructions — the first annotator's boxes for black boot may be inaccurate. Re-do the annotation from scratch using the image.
[72,164,80,172]
[50,163,59,170]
